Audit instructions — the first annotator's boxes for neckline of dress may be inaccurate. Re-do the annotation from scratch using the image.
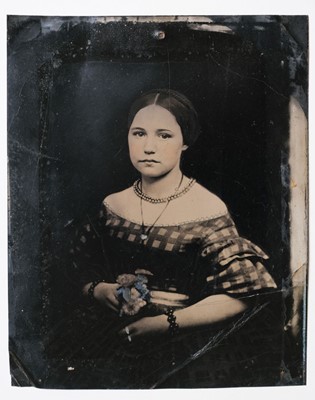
[102,200,229,227]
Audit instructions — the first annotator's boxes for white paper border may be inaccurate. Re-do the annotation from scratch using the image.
[1,1,314,400]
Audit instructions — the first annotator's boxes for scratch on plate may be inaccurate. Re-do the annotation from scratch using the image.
[151,303,268,388]
[10,139,61,162]
[207,52,289,99]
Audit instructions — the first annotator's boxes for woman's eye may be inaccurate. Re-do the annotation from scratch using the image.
[133,131,146,137]
[159,132,172,139]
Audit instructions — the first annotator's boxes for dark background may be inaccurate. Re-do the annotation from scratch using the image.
[7,16,308,387]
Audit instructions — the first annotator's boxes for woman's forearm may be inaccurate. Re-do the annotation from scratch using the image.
[123,294,250,339]
[166,294,248,330]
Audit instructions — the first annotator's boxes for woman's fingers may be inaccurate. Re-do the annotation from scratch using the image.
[107,290,121,311]
[110,293,120,308]
[95,283,120,312]
[106,295,120,312]
[106,301,119,312]
[118,325,135,342]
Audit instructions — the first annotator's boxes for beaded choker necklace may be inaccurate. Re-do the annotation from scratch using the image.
[137,175,195,242]
[133,177,196,204]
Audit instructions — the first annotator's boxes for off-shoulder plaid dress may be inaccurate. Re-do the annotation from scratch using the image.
[49,201,282,389]
[74,201,277,298]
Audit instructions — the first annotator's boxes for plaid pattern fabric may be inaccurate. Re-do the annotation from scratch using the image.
[102,205,277,294]
[105,207,210,252]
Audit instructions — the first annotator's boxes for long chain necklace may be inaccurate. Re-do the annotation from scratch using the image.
[140,198,170,242]
[139,174,185,242]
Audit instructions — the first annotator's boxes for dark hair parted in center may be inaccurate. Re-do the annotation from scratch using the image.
[128,89,200,147]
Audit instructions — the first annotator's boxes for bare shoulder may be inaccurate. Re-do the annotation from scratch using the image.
[186,182,228,217]
[103,187,135,214]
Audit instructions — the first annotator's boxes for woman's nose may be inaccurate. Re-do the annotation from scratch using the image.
[143,136,156,154]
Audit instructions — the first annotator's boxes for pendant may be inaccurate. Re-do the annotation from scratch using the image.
[140,233,148,241]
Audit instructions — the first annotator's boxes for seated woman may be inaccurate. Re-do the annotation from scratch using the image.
[62,89,280,389]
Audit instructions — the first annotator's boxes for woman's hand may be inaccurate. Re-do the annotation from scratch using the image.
[92,282,120,312]
[118,315,168,342]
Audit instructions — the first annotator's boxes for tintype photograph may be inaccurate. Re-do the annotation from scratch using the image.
[7,15,308,389]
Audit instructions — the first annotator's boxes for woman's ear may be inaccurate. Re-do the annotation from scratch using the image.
[182,144,188,151]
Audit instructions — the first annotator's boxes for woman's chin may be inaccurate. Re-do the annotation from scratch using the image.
[135,167,165,179]
[140,172,164,180]
[133,164,180,180]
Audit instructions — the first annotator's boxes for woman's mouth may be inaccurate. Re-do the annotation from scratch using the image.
[139,159,160,163]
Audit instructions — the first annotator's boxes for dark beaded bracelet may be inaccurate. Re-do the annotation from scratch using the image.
[87,279,106,302]
[164,307,179,337]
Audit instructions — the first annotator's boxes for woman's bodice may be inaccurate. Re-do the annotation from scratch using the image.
[71,202,277,304]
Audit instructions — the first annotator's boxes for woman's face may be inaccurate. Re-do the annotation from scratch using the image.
[128,104,187,178]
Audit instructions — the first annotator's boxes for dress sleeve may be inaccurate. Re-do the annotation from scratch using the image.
[200,214,277,296]
[69,204,113,289]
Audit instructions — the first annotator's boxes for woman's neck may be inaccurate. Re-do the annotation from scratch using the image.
[141,170,184,199]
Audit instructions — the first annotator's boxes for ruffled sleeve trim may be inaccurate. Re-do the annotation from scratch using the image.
[200,215,277,295]
[201,237,269,265]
